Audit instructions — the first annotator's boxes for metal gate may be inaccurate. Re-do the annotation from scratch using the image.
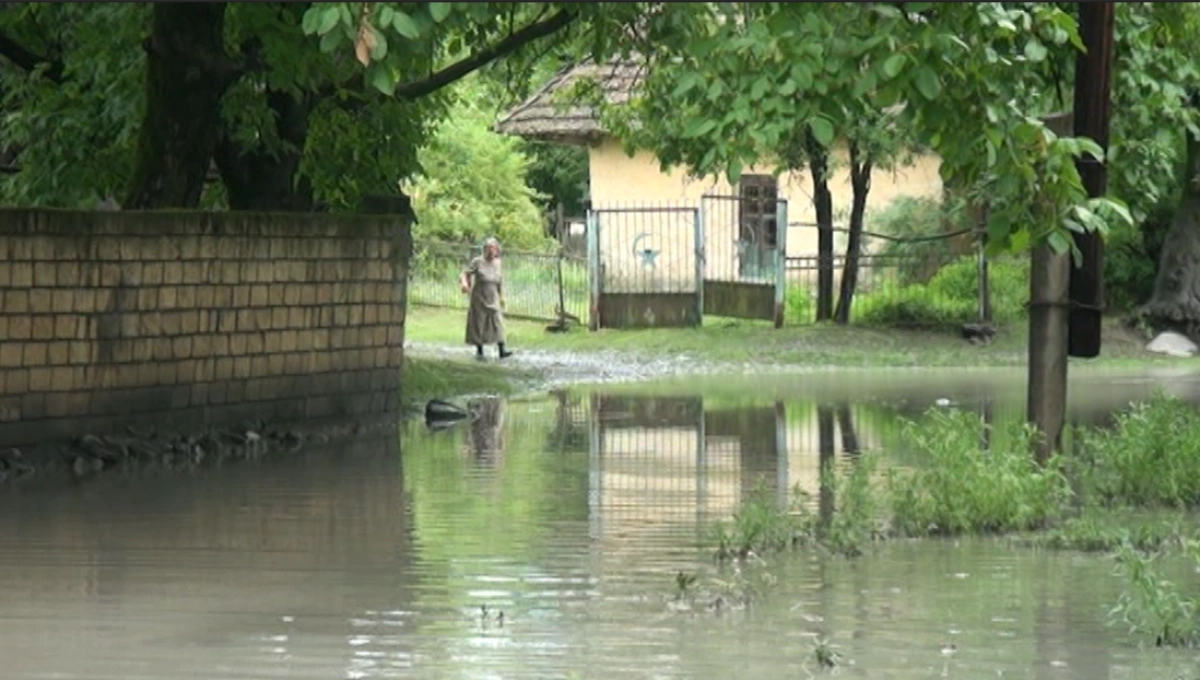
[586,206,701,330]
[700,194,788,327]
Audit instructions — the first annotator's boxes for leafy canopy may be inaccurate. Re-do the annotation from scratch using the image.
[587,2,1134,260]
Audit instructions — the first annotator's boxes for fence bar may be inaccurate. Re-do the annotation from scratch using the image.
[587,210,601,331]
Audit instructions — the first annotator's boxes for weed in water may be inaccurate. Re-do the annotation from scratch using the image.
[1109,539,1200,647]
[885,407,1071,537]
[709,483,816,561]
[820,453,887,557]
[810,637,841,670]
[673,571,698,601]
[1074,392,1200,509]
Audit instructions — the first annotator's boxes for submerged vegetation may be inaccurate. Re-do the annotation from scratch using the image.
[702,391,1200,649]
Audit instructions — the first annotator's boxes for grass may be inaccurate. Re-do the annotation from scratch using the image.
[400,356,535,412]
[407,305,1176,369]
[701,392,1200,649]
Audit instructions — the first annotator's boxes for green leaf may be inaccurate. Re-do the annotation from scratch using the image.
[683,118,717,139]
[809,116,834,146]
[392,11,421,39]
[429,2,452,23]
[317,5,341,35]
[368,63,395,95]
[319,28,341,53]
[791,62,813,90]
[1023,39,1048,63]
[379,6,394,27]
[371,29,389,60]
[727,158,743,185]
[914,66,941,100]
[882,53,906,79]
[1047,230,1070,254]
[301,7,321,35]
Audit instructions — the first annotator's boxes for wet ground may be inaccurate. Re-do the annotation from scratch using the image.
[5,368,1200,678]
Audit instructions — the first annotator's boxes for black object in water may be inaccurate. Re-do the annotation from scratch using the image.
[425,399,469,429]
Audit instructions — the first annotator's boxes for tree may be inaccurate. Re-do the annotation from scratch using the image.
[0,2,643,211]
[403,75,550,250]
[590,2,1130,278]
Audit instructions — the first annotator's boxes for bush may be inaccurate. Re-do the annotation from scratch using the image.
[870,196,960,285]
[853,256,1028,329]
[785,285,815,324]
[885,408,1071,536]
[1074,392,1200,509]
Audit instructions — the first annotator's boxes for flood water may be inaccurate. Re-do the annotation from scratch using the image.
[3,367,1200,679]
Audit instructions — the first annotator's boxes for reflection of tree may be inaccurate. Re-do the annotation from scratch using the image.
[836,402,860,457]
[466,397,504,467]
[818,405,836,529]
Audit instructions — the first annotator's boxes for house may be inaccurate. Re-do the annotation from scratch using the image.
[494,59,946,280]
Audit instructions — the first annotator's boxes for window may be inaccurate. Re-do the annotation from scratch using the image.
[737,174,779,249]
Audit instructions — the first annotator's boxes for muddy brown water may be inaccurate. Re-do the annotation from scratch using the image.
[3,367,1200,679]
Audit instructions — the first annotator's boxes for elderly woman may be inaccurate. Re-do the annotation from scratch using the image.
[459,237,513,359]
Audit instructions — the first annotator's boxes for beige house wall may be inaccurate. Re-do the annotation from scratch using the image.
[585,135,944,291]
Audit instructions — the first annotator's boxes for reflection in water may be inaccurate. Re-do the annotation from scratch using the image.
[465,397,504,467]
[2,370,1200,678]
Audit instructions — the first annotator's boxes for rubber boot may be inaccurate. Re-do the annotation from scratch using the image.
[498,343,513,359]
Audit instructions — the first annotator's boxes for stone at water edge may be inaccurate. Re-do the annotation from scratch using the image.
[1145,331,1199,358]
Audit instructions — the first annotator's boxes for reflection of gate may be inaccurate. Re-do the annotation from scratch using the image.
[585,394,792,540]
[701,194,788,327]
[586,206,701,330]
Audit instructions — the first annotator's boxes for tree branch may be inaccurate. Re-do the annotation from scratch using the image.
[0,30,62,82]
[392,8,576,99]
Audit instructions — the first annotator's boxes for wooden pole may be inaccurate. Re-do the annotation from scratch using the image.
[1027,245,1071,464]
[1026,3,1114,461]
[1068,1,1115,358]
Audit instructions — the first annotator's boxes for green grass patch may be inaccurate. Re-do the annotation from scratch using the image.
[407,305,1172,369]
[401,356,533,411]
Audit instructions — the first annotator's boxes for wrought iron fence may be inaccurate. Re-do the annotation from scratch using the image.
[407,239,589,325]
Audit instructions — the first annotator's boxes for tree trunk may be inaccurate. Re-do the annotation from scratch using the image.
[124,2,236,210]
[807,131,835,321]
[833,142,873,325]
[1140,129,1200,338]
[214,90,317,211]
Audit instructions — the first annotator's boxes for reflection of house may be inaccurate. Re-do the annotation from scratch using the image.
[494,59,945,286]
[584,395,884,541]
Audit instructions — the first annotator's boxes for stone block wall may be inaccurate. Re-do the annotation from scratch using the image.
[0,209,411,448]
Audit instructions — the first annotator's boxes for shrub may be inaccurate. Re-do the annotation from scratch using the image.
[853,256,1028,329]
[885,407,1070,536]
[785,285,816,324]
[1074,392,1200,509]
[870,196,959,286]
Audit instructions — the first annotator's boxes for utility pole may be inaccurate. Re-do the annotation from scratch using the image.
[1026,3,1114,463]
[1068,1,1115,359]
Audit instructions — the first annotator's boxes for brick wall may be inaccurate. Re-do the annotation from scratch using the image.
[0,209,411,448]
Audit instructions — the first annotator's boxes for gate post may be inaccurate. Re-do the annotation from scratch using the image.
[693,207,704,327]
[774,199,788,328]
[586,210,601,331]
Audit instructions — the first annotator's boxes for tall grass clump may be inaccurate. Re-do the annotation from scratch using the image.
[885,408,1070,536]
[709,483,815,560]
[1110,539,1200,647]
[1074,392,1200,509]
